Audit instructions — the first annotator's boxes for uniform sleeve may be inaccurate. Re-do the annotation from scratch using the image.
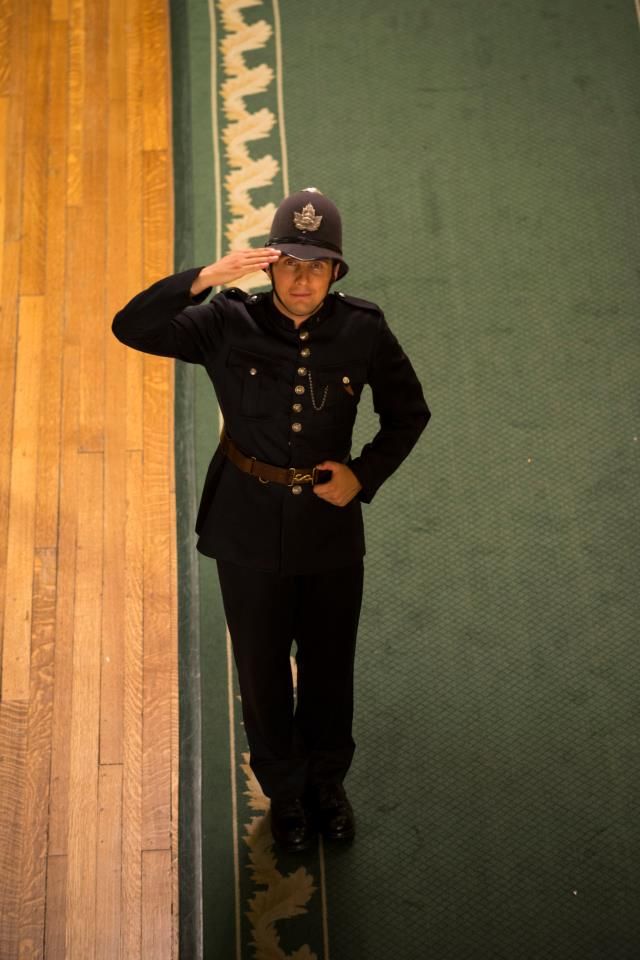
[111,267,224,364]
[348,314,430,504]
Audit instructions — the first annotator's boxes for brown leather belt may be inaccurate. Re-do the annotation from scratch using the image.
[220,428,319,487]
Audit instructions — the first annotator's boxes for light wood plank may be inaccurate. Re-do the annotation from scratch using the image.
[66,451,103,960]
[35,19,68,552]
[20,0,49,297]
[51,0,70,22]
[0,95,8,292]
[107,0,126,104]
[18,548,57,960]
[141,142,174,834]
[0,0,11,95]
[48,343,79,856]
[101,366,126,771]
[44,856,67,960]
[0,7,25,679]
[100,0,130,763]
[66,0,85,206]
[121,450,144,960]
[140,147,174,852]
[2,3,26,237]
[2,295,44,702]
[0,701,28,959]
[0,251,20,673]
[76,0,108,453]
[143,150,173,286]
[96,765,123,960]
[141,850,172,959]
[125,341,145,455]
[63,200,105,452]
[141,0,169,152]
[124,0,145,453]
[169,429,179,960]
[142,355,173,852]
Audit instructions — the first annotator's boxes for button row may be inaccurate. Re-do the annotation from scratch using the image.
[292,330,310,441]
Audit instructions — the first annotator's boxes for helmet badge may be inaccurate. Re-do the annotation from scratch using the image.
[293,203,322,232]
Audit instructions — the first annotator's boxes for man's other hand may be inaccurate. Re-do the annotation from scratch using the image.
[312,462,362,507]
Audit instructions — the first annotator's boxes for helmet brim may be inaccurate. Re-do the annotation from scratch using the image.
[271,243,349,279]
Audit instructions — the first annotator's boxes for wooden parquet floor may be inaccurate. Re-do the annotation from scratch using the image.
[0,1,179,956]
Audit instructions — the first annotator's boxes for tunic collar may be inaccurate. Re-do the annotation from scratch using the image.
[268,292,335,333]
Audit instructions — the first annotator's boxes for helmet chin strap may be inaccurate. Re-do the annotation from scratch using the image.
[269,270,290,313]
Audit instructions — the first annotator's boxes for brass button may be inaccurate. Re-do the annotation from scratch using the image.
[300,347,311,358]
[291,422,302,433]
[294,384,305,395]
[291,484,302,495]
[299,330,309,340]
[249,367,257,376]
[342,375,350,385]
[292,402,302,413]
[297,366,307,376]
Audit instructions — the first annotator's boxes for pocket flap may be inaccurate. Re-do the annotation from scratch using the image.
[316,363,367,386]
[226,347,282,379]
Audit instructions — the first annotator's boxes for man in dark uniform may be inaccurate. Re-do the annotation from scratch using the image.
[112,188,430,853]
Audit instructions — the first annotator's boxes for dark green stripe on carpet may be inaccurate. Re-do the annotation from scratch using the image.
[172,2,640,957]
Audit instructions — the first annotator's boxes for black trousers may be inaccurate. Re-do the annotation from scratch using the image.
[216,558,364,801]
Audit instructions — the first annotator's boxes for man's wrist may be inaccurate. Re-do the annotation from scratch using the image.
[190,268,214,297]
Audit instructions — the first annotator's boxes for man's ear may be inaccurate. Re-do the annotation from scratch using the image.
[333,262,340,281]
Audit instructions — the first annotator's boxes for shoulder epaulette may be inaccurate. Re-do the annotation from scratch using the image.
[220,286,250,301]
[222,288,270,306]
[333,291,382,314]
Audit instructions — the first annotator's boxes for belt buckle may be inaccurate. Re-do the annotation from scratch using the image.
[288,467,316,486]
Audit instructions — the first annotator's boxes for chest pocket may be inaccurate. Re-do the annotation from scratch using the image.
[226,348,283,419]
[314,363,367,421]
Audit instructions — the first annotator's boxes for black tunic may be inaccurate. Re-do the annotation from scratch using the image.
[112,267,430,574]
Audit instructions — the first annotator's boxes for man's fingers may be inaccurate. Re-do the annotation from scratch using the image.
[231,249,280,274]
[312,481,336,499]
[240,248,280,260]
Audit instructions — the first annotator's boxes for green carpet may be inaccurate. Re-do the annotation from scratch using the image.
[171,2,640,957]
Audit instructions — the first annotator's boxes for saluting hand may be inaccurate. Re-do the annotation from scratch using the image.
[190,248,281,296]
[312,462,363,508]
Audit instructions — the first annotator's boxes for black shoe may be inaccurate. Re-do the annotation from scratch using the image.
[269,797,315,853]
[308,783,355,842]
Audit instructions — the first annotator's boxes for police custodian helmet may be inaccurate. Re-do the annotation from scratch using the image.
[267,188,349,279]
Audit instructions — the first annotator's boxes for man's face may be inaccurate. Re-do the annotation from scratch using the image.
[270,256,338,322]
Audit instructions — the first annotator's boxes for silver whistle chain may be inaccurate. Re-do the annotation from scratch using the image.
[307,371,328,411]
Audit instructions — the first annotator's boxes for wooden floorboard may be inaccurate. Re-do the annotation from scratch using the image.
[18,547,56,960]
[0,1,178,956]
